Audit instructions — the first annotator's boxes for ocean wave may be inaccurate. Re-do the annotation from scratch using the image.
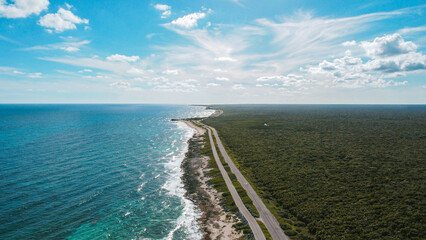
[160,121,202,240]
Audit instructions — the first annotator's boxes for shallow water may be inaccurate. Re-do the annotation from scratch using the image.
[0,104,214,240]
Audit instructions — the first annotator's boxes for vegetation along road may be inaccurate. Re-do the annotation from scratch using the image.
[205,126,266,240]
[209,125,289,240]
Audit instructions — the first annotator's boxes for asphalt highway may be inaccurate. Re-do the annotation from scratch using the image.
[206,128,266,240]
[209,126,289,240]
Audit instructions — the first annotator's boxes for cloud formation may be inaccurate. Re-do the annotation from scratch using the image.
[40,8,425,99]
[0,0,49,18]
[106,54,140,62]
[171,12,206,29]
[253,33,423,90]
[28,72,42,78]
[24,40,90,52]
[360,33,417,58]
[398,26,426,34]
[214,57,236,62]
[232,84,246,90]
[154,4,171,18]
[361,33,425,73]
[215,77,230,81]
[342,40,357,46]
[163,69,179,75]
[256,74,313,90]
[38,8,88,32]
[110,81,130,88]
[298,33,425,88]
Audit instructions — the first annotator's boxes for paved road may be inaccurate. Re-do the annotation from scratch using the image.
[206,128,266,240]
[209,126,289,240]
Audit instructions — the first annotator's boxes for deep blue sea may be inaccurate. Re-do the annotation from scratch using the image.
[0,104,214,240]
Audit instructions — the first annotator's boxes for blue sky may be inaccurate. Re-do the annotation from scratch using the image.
[0,0,425,103]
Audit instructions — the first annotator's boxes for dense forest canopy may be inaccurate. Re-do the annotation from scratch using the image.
[204,105,426,240]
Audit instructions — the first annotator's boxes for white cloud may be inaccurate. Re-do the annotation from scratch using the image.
[185,79,198,83]
[0,34,20,44]
[78,69,92,73]
[359,34,426,73]
[62,46,78,52]
[215,77,229,81]
[127,67,144,75]
[342,40,357,46]
[0,66,23,74]
[387,80,408,86]
[85,74,111,79]
[256,74,313,89]
[144,76,200,92]
[161,10,171,19]
[38,8,88,32]
[41,56,137,76]
[40,9,424,101]
[232,84,245,90]
[299,35,424,89]
[0,0,49,18]
[214,56,236,62]
[154,4,171,19]
[28,72,42,78]
[163,69,179,75]
[207,83,220,87]
[363,52,426,73]
[110,81,130,88]
[106,54,140,62]
[398,26,426,34]
[23,40,90,52]
[250,8,413,74]
[146,33,156,39]
[109,81,143,91]
[154,4,170,11]
[360,33,417,58]
[171,12,206,29]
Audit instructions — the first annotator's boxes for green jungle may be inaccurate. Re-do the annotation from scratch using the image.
[203,105,425,240]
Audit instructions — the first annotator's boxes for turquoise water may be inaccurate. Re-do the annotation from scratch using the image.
[0,104,214,240]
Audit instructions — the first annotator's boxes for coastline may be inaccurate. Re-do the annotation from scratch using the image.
[179,119,243,240]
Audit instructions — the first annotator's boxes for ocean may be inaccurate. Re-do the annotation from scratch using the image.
[0,104,214,240]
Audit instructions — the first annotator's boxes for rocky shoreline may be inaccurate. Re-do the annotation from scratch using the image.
[180,120,243,240]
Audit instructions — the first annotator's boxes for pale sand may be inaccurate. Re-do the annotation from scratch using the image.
[179,120,243,240]
[182,120,206,136]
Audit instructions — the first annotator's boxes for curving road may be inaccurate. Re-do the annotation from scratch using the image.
[206,127,266,240]
[207,125,289,240]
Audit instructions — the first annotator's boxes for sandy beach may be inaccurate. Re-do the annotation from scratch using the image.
[180,119,243,240]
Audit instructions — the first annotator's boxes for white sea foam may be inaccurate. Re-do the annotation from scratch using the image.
[137,181,147,192]
[158,106,215,240]
[160,120,203,240]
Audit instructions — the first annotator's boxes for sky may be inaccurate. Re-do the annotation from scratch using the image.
[0,0,425,104]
